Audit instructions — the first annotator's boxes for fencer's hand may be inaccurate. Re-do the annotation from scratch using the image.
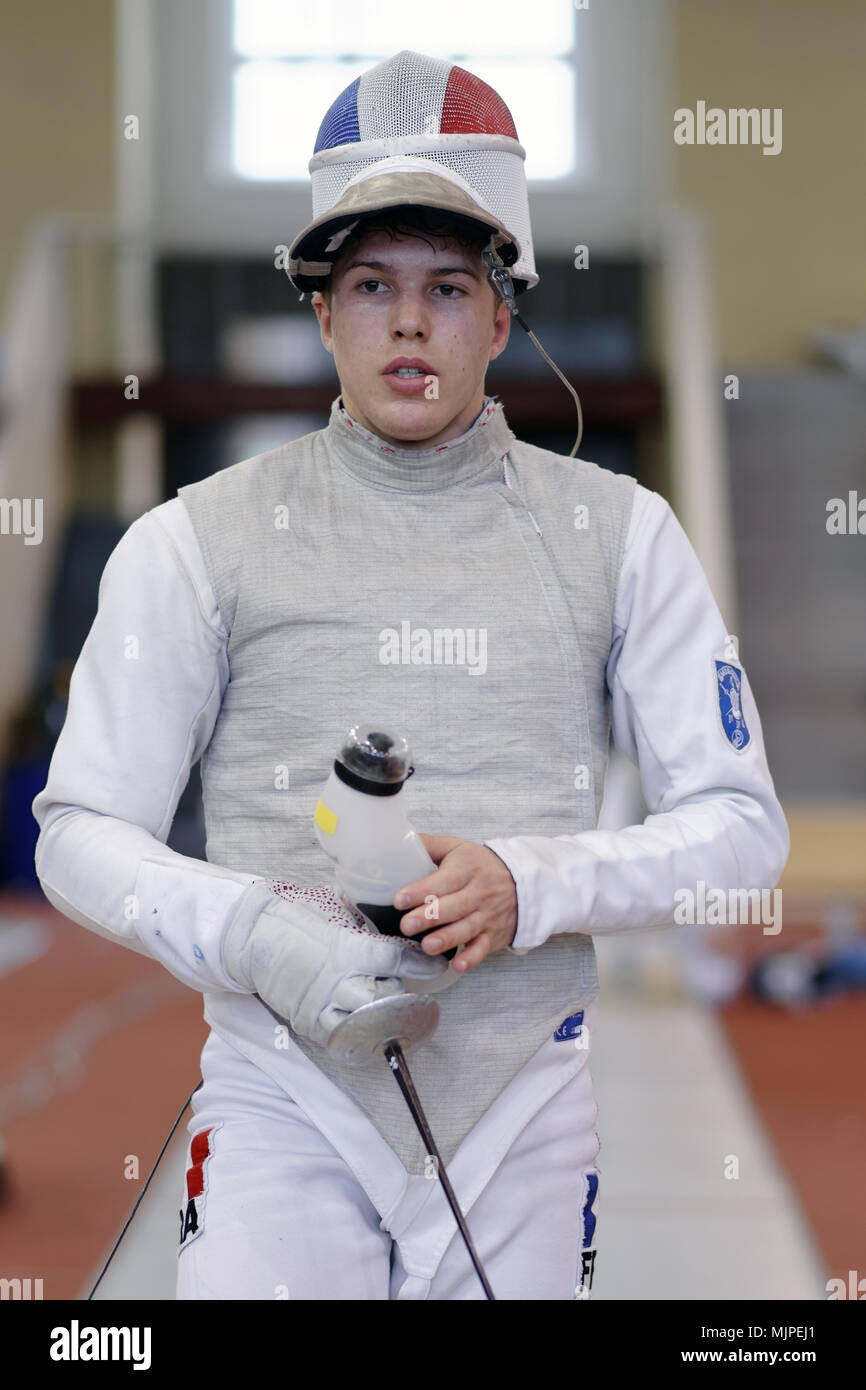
[395,835,518,974]
[221,879,447,1047]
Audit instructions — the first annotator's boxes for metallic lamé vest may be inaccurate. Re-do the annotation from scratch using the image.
[178,397,635,1174]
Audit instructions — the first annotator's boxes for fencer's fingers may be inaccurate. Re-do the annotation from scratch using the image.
[448,931,494,974]
[415,834,467,863]
[393,852,473,912]
[399,885,477,936]
[418,909,489,957]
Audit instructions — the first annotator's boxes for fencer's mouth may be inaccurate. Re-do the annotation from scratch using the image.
[382,358,435,377]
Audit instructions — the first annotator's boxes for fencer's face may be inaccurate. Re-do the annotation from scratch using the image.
[311,229,511,449]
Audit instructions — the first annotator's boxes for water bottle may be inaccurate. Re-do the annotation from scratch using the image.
[314,723,458,972]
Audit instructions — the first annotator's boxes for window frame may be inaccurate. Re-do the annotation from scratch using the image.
[207,0,590,190]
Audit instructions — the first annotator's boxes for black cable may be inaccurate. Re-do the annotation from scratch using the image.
[86,1080,202,1300]
[483,245,584,458]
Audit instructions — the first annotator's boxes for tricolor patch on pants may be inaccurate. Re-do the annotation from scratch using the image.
[179,1125,219,1251]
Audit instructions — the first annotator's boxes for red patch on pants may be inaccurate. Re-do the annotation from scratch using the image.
[180,1125,219,1250]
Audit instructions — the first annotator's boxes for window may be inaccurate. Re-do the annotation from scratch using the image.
[230,0,578,182]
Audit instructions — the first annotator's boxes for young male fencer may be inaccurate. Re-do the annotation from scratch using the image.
[33,51,788,1300]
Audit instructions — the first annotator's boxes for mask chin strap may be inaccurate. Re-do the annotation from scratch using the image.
[482,243,584,460]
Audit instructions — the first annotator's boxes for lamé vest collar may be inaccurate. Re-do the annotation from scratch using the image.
[325,394,517,493]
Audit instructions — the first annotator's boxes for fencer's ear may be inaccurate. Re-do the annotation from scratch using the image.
[488,298,512,361]
[310,290,335,355]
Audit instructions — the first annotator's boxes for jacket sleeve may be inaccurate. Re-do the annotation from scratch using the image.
[31,498,263,993]
[483,484,790,949]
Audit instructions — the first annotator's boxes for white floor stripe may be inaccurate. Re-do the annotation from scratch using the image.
[85,1130,188,1301]
[588,989,828,1300]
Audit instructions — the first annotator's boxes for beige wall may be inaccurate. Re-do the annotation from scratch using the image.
[0,2,114,760]
[0,0,114,306]
[672,0,865,365]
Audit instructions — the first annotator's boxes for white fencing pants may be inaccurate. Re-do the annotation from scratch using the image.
[176,1012,601,1301]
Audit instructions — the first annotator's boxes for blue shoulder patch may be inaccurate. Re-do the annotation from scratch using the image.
[714,660,751,752]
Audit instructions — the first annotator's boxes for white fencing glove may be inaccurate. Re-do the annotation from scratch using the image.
[221,878,448,1047]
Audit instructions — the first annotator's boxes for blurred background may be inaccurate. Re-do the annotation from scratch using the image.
[0,0,864,1300]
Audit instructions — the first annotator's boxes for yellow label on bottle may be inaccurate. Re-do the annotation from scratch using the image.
[314,799,338,836]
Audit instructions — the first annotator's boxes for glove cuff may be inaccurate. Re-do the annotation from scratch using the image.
[220,878,276,989]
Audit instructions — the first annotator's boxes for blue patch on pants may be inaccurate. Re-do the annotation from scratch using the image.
[553,1009,584,1042]
[576,1169,599,1298]
[583,1171,598,1247]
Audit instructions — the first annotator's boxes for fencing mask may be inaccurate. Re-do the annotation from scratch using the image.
[286,50,538,296]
